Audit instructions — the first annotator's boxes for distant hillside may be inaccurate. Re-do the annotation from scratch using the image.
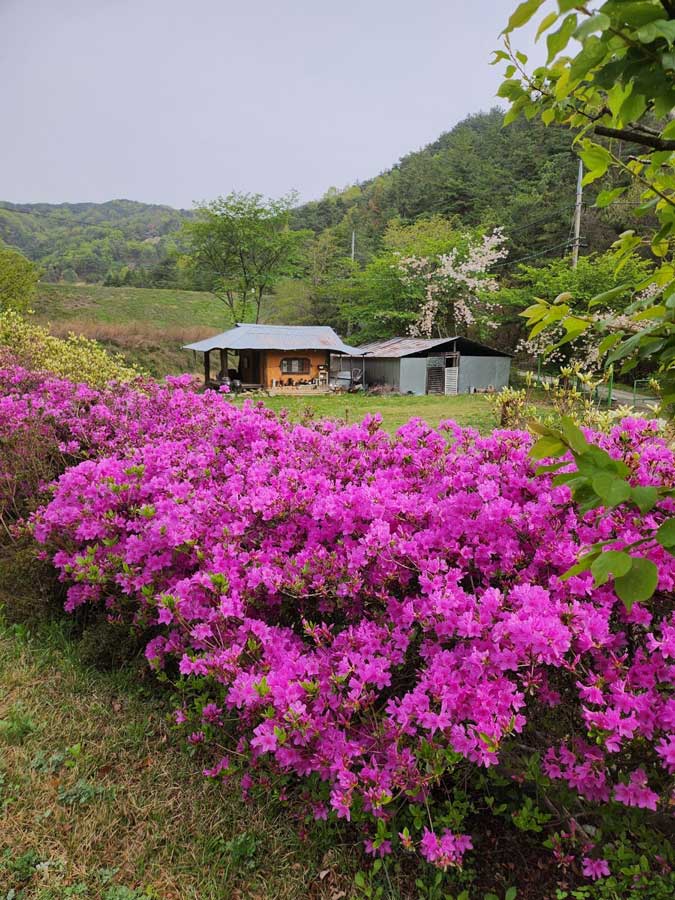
[292,107,623,262]
[0,199,193,283]
[2,109,638,286]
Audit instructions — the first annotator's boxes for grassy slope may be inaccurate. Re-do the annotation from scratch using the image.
[0,619,355,900]
[33,284,225,330]
[32,284,227,377]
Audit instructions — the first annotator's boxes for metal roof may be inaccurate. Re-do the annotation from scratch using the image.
[356,336,512,358]
[183,323,362,355]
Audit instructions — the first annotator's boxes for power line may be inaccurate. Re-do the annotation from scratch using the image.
[492,238,576,270]
[505,203,576,235]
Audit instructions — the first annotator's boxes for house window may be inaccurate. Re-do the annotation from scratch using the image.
[280,357,310,375]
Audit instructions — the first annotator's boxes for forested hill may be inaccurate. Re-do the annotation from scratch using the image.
[292,107,620,262]
[1,109,634,285]
[0,199,192,283]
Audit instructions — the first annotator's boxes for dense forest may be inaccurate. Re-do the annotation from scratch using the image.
[0,199,192,284]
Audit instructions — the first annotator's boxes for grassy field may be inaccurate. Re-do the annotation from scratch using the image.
[0,617,356,900]
[33,284,226,330]
[234,392,501,433]
[32,284,226,376]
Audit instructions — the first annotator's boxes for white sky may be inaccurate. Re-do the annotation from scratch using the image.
[0,0,546,207]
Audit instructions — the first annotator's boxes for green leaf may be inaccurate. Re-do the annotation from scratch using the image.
[498,79,527,101]
[530,435,567,460]
[536,10,559,40]
[575,13,610,42]
[570,35,608,81]
[591,472,632,506]
[619,89,647,126]
[504,0,546,33]
[656,518,675,548]
[595,187,627,208]
[588,282,631,307]
[598,333,623,355]
[607,81,632,118]
[561,549,600,580]
[591,550,633,586]
[614,557,659,610]
[547,14,578,62]
[560,416,589,455]
[580,142,613,184]
[632,485,658,513]
[637,20,675,46]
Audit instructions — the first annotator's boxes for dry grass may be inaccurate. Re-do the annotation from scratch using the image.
[45,319,218,351]
[0,619,357,900]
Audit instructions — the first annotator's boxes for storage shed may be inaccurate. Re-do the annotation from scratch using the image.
[183,323,361,390]
[353,336,511,395]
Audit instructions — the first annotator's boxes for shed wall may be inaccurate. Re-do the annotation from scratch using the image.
[400,358,428,395]
[363,358,401,390]
[458,356,510,393]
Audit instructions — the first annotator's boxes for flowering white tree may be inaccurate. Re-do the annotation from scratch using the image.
[398,229,508,337]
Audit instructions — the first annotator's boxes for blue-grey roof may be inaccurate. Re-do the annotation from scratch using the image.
[183,323,362,355]
[356,336,512,358]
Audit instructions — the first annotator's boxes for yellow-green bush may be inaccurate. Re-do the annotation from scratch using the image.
[0,310,145,386]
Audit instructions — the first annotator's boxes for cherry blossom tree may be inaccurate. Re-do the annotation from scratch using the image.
[397,228,508,337]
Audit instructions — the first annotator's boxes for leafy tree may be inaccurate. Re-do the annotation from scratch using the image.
[0,246,40,312]
[498,251,653,367]
[496,0,675,603]
[496,0,675,404]
[185,193,310,323]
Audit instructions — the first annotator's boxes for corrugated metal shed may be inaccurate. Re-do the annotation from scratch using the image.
[357,336,512,358]
[183,323,362,355]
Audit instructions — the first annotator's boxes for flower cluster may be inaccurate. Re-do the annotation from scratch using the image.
[2,358,674,876]
[399,229,508,337]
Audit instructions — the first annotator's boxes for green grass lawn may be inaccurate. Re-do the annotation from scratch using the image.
[234,392,500,433]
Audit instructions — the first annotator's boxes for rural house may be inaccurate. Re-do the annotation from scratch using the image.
[348,336,511,395]
[183,323,361,391]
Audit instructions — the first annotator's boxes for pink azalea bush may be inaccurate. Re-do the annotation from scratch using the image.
[1,356,674,887]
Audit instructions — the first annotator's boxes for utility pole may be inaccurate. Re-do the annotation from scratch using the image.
[351,230,355,262]
[571,158,583,269]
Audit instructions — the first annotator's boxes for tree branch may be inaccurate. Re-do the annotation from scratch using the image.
[593,124,675,150]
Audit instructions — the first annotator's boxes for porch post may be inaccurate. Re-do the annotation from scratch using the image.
[219,348,227,377]
[204,349,211,385]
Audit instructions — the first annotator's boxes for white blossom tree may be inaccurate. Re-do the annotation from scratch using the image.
[397,229,508,337]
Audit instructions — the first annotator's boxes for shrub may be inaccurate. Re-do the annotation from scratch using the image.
[0,246,39,314]
[11,363,669,888]
[1,359,673,889]
[0,310,144,386]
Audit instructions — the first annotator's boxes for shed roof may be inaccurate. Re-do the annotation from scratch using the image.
[356,336,512,358]
[183,323,362,355]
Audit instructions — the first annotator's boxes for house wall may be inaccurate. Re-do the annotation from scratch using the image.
[362,358,401,390]
[261,349,330,388]
[399,358,427,395]
[458,356,510,393]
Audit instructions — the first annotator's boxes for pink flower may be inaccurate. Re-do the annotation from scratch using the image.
[582,857,610,880]
[614,770,659,811]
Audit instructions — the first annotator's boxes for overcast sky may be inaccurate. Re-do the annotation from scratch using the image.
[1,0,543,209]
